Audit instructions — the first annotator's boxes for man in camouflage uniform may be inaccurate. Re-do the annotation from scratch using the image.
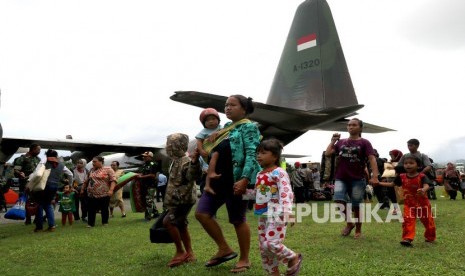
[136,151,160,220]
[13,143,41,224]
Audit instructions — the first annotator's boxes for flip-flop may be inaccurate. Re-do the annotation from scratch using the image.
[205,252,238,267]
[286,254,303,276]
[230,264,251,273]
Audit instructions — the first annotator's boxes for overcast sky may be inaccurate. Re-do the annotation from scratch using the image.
[1,0,465,164]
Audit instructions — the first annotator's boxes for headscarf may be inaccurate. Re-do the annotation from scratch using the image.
[389,149,403,162]
[444,162,459,179]
[77,159,87,172]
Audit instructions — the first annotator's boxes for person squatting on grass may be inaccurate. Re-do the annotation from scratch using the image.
[376,154,436,247]
[163,133,201,268]
[325,118,379,239]
[254,138,303,276]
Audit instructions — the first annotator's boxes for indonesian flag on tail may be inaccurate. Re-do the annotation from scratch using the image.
[297,33,317,51]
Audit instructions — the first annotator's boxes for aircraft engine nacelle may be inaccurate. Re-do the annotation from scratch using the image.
[68,151,92,164]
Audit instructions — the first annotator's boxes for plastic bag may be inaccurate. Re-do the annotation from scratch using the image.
[4,194,27,220]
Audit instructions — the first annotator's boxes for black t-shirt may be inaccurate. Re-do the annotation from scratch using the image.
[210,139,234,194]
[138,161,158,187]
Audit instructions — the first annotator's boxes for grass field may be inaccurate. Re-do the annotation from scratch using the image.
[1,187,464,276]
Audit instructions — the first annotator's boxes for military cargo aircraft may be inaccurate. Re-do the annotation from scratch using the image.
[0,0,393,174]
[171,0,393,145]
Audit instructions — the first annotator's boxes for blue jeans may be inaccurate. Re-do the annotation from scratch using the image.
[35,185,57,229]
[333,179,366,208]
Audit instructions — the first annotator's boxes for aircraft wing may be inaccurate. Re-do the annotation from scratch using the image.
[171,91,394,145]
[0,136,163,160]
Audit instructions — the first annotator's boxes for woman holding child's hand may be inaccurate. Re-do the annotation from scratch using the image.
[195,94,261,273]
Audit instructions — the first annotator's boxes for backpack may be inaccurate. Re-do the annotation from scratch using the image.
[422,155,436,182]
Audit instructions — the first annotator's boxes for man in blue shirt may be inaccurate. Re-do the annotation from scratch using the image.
[157,172,167,204]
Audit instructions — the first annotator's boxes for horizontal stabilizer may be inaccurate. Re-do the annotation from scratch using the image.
[171,91,394,145]
[313,120,395,133]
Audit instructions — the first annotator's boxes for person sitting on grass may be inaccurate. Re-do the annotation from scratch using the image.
[163,133,201,268]
[375,154,436,247]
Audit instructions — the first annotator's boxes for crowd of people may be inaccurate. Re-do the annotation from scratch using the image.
[6,94,465,275]
[11,146,165,230]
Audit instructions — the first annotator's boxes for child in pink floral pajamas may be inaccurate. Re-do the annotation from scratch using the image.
[254,138,303,276]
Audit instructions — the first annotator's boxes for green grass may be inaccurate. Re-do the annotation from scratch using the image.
[1,187,464,276]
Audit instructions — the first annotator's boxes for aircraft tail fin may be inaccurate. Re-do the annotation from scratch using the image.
[267,0,357,111]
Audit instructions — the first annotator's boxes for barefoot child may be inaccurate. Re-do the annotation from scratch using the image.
[57,184,76,226]
[163,133,201,267]
[254,138,302,276]
[195,108,221,195]
[377,154,436,247]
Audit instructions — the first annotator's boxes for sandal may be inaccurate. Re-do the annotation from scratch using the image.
[205,252,238,267]
[341,224,355,236]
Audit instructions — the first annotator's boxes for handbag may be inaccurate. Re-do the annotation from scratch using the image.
[149,209,173,243]
[381,162,397,179]
[4,195,27,220]
[32,168,51,192]
[27,163,46,190]
[26,199,39,216]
